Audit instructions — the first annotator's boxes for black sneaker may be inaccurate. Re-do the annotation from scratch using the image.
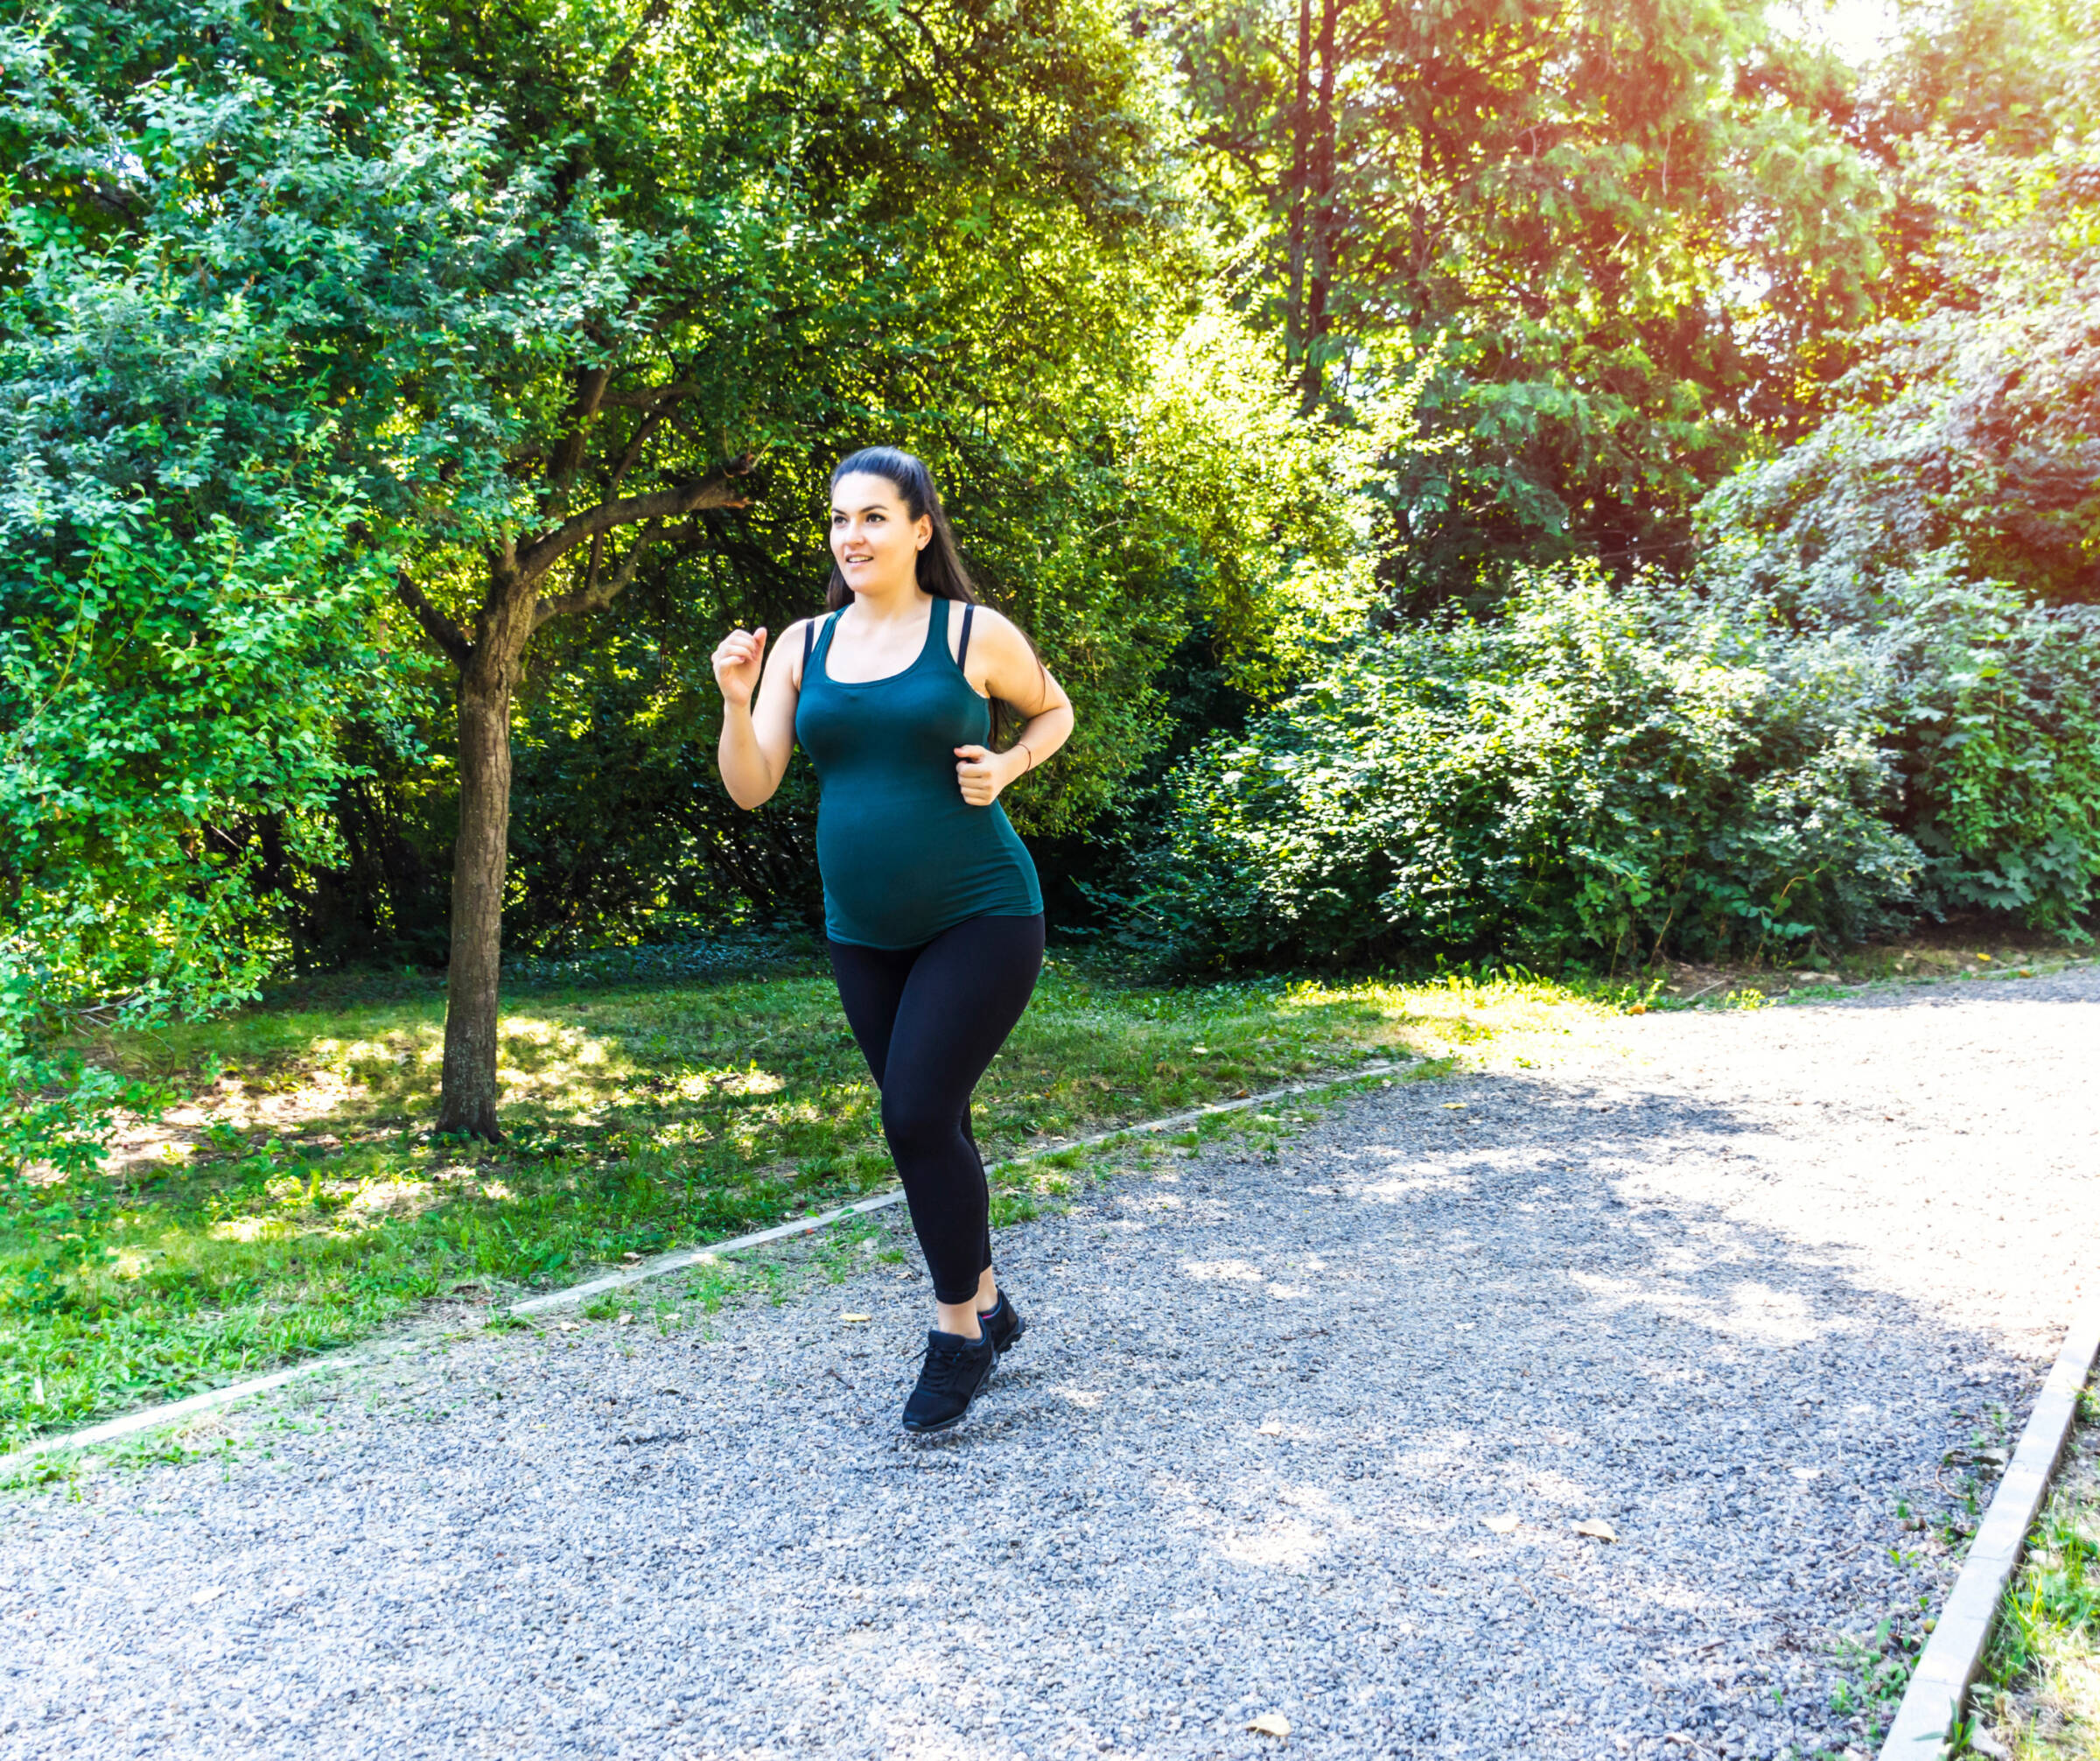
[978,1290,1026,1355]
[901,1328,998,1435]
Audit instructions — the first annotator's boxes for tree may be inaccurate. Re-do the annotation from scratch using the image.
[24,0,1191,1140]
[1683,0,2100,927]
[2,0,726,1149]
[1704,0,2100,614]
[0,18,434,1168]
[1171,0,1889,598]
[352,0,1182,1136]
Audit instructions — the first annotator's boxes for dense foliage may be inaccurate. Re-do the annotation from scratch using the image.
[1119,568,1917,965]
[1170,0,1886,598]
[1124,562,2100,967]
[1109,0,2100,968]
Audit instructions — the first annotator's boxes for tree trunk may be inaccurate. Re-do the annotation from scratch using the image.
[436,580,534,1140]
[402,456,747,1142]
[1300,0,1341,412]
[1285,0,1313,363]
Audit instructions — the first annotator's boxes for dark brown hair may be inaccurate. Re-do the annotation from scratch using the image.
[825,446,980,612]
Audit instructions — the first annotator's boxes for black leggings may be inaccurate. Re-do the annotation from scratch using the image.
[827,913,1046,1304]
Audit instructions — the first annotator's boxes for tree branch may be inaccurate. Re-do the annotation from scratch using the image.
[582,530,606,602]
[609,408,671,491]
[597,382,698,409]
[545,367,612,502]
[513,455,754,586]
[392,572,472,668]
[533,519,663,629]
[604,0,670,91]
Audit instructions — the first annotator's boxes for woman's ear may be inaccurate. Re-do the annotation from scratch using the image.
[916,515,931,551]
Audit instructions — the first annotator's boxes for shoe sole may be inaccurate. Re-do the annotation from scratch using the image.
[993,1314,1026,1354]
[900,1351,998,1435]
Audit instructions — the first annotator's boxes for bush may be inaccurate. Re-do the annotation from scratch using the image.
[1886,565,2100,930]
[1121,565,1922,967]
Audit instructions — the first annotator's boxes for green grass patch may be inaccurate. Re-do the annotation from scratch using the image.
[3,954,1620,1449]
[1971,1385,2100,1758]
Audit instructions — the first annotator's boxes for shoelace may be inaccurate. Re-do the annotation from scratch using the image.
[917,1334,984,1393]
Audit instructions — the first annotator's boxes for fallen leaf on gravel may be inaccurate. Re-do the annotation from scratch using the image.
[1233,1087,1252,1098]
[841,1314,872,1324]
[557,1322,578,1331]
[1443,1103,1467,1111]
[1572,1518,1620,1541]
[1480,1513,1520,1534]
[1246,1713,1291,1738]
[616,1312,634,1327]
[190,1585,224,1607]
[1258,1421,1284,1435]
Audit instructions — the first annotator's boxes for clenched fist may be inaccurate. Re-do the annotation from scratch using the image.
[954,744,1022,808]
[711,626,768,709]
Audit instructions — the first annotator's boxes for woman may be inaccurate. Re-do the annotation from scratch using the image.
[710,447,1074,1435]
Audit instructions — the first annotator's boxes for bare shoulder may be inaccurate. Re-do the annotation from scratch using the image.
[774,615,824,687]
[964,602,1034,656]
[963,603,1060,706]
[970,601,1020,633]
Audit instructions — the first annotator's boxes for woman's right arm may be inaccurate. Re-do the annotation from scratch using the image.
[713,620,807,809]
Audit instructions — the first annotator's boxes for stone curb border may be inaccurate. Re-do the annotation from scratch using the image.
[0,1059,1408,1476]
[1880,1297,2100,1760]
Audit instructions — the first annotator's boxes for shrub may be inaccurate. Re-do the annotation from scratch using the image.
[1122,565,1921,967]
[1886,566,2100,930]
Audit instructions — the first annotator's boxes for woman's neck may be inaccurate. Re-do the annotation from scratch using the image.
[847,579,930,625]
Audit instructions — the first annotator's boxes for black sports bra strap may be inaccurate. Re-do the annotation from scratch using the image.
[957,602,976,670]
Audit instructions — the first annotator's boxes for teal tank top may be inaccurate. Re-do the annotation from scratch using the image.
[794,595,1044,949]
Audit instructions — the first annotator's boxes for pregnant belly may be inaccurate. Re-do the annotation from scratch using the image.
[816,791,1027,946]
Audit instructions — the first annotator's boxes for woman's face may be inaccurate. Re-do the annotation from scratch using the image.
[830,472,931,598]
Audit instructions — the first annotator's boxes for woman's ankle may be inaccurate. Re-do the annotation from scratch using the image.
[934,1300,984,1339]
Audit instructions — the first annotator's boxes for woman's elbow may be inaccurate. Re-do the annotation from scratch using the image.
[720,771,776,811]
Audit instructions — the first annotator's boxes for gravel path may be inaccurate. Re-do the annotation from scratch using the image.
[5,969,2096,1761]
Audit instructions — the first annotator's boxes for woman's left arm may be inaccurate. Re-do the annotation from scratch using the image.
[953,610,1076,808]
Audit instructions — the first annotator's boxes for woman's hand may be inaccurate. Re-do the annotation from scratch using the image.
[954,744,1025,807]
[711,626,768,710]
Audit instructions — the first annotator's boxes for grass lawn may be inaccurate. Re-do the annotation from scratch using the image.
[1976,1385,2100,1758]
[2,949,1657,1451]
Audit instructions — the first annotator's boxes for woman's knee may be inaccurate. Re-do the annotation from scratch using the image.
[879,1090,965,1161]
